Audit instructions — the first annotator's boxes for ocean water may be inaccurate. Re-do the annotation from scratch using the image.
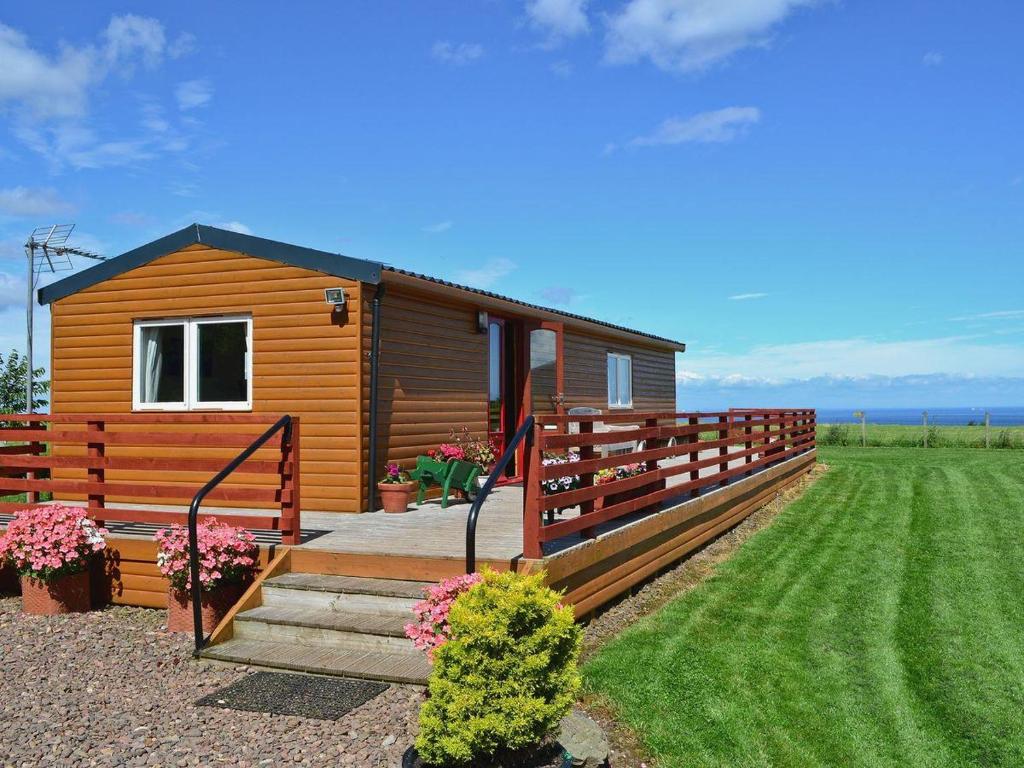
[816,407,1024,426]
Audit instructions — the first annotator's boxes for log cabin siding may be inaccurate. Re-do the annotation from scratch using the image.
[362,286,488,491]
[49,244,364,513]
[563,331,676,414]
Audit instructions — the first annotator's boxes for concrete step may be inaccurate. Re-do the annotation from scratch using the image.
[233,605,416,653]
[201,638,431,685]
[261,573,431,616]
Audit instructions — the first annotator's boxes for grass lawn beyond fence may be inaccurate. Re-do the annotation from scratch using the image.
[584,447,1024,768]
[817,422,1024,448]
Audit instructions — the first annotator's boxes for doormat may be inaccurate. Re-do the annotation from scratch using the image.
[197,672,389,721]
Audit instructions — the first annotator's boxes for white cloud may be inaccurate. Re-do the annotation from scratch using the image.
[423,220,453,234]
[729,292,768,301]
[630,106,760,147]
[679,335,1024,382]
[103,14,166,70]
[453,258,517,289]
[214,220,252,235]
[0,187,74,217]
[526,0,590,42]
[949,309,1024,322]
[550,60,574,77]
[0,272,26,308]
[175,79,212,110]
[605,0,818,73]
[922,51,943,67]
[168,32,197,59]
[0,16,200,170]
[431,41,484,66]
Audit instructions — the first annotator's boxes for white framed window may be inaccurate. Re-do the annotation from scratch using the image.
[133,315,252,411]
[607,352,633,409]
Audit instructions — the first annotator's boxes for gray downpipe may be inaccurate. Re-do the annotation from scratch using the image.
[367,283,385,512]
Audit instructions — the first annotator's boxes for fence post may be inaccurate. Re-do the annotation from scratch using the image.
[87,419,105,527]
[26,420,46,504]
[522,422,544,559]
[923,410,929,448]
[718,415,729,487]
[744,414,753,475]
[861,412,867,447]
[281,417,301,545]
[985,411,991,449]
[578,421,596,540]
[688,415,700,498]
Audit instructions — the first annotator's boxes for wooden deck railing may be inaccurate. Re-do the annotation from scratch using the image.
[0,413,300,544]
[522,408,815,558]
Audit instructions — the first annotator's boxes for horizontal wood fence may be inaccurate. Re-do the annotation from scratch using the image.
[0,413,300,544]
[523,408,815,558]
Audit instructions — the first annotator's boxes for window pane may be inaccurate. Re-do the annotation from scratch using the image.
[530,329,557,415]
[607,356,617,405]
[618,357,632,406]
[139,325,185,403]
[488,322,503,433]
[197,322,248,403]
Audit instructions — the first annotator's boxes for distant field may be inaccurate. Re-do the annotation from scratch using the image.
[817,422,1024,448]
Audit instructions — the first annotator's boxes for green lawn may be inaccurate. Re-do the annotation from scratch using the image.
[817,422,1024,448]
[584,448,1024,767]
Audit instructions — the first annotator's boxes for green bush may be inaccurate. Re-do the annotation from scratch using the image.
[415,568,582,766]
[820,423,850,446]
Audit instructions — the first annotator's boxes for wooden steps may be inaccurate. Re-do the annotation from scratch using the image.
[200,573,433,685]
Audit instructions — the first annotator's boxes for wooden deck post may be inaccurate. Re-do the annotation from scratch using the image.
[744,413,753,475]
[87,419,105,526]
[522,421,543,560]
[718,415,729,487]
[578,421,596,541]
[281,417,301,545]
[688,415,700,498]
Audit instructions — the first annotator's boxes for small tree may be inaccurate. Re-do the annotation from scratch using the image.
[0,350,49,414]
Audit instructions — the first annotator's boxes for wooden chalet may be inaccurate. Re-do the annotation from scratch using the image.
[0,223,817,683]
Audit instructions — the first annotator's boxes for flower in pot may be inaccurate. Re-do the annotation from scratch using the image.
[154,519,259,634]
[378,463,416,513]
[0,504,107,615]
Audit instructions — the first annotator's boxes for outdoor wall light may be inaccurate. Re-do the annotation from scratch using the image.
[477,310,489,333]
[325,288,347,309]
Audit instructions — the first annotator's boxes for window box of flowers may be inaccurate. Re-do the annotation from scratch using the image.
[155,519,259,633]
[378,463,416,513]
[593,462,665,512]
[0,504,107,615]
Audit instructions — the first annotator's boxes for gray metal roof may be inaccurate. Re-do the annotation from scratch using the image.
[385,266,685,349]
[37,224,383,305]
[37,223,683,349]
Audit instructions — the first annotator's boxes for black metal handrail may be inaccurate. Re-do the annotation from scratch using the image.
[188,414,294,654]
[466,415,534,574]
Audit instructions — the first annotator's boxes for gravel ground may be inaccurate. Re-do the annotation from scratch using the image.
[0,465,823,768]
[0,598,421,767]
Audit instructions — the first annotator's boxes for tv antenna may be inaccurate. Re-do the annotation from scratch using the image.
[24,225,107,413]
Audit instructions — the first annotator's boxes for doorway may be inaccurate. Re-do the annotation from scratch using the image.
[487,316,564,482]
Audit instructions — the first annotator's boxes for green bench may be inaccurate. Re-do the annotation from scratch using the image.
[409,456,482,509]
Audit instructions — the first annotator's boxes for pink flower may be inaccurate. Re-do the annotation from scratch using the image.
[404,573,482,660]
[0,504,107,582]
[154,518,258,592]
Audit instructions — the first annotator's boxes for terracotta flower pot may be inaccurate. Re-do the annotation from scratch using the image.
[20,570,91,615]
[166,581,248,634]
[378,481,416,513]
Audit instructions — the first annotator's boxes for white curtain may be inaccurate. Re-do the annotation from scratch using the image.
[142,329,163,402]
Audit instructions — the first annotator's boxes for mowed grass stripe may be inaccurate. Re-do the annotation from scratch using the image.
[584,448,1024,768]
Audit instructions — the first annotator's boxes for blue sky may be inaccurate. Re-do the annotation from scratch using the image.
[1,1,1022,410]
